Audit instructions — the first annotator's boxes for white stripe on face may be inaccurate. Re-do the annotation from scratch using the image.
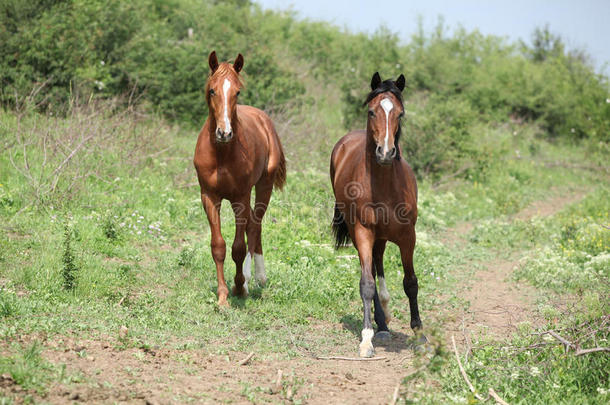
[380,98,394,153]
[222,78,232,133]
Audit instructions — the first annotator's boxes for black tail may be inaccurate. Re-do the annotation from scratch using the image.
[332,204,351,249]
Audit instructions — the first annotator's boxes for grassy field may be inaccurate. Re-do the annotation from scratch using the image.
[0,100,608,404]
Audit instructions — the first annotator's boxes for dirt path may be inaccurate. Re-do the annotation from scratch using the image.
[446,192,586,344]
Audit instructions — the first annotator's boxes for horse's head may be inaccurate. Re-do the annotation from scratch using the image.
[365,72,405,166]
[206,51,244,144]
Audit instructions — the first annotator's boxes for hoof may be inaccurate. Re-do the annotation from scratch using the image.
[217,297,229,307]
[255,275,267,287]
[375,330,391,342]
[231,284,248,298]
[359,343,375,358]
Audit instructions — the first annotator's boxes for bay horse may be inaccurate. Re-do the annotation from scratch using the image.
[330,72,425,357]
[194,51,286,306]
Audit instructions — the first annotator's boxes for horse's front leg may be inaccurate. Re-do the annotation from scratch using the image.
[231,195,251,297]
[201,193,228,306]
[353,223,376,358]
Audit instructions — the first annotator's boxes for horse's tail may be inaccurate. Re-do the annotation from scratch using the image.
[332,203,351,249]
[273,141,286,191]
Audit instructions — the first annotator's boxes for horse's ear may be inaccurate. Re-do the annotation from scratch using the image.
[370,72,381,90]
[233,53,244,73]
[396,74,406,92]
[209,51,219,73]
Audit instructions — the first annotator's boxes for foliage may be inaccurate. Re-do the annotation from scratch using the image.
[1,1,607,176]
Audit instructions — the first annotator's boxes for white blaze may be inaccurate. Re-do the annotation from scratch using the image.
[222,78,232,133]
[380,98,394,153]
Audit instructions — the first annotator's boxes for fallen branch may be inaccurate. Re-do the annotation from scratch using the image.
[575,347,610,356]
[452,335,485,401]
[538,330,610,356]
[547,331,575,352]
[315,355,387,361]
[237,351,255,366]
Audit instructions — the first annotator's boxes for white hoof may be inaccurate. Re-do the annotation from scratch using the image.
[359,328,375,358]
[359,342,375,358]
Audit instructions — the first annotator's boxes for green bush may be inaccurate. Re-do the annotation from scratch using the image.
[0,0,608,173]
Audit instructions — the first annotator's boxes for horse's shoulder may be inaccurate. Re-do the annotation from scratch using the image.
[333,131,366,156]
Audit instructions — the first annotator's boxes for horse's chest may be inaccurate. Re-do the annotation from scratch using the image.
[358,198,413,225]
[200,165,251,197]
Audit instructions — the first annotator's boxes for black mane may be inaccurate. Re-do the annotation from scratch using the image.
[363,79,404,106]
[363,79,403,160]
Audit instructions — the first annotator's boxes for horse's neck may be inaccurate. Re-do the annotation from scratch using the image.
[206,117,244,160]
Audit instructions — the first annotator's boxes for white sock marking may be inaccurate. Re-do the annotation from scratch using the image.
[222,78,232,133]
[380,98,394,153]
[254,253,266,285]
[243,252,252,294]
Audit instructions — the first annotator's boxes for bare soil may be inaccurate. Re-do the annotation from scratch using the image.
[446,191,586,345]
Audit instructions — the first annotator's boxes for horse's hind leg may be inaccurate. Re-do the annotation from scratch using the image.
[372,240,390,341]
[399,227,426,342]
[201,193,228,306]
[231,195,251,297]
[248,183,273,286]
[373,240,392,325]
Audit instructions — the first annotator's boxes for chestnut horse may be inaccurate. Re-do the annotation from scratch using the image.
[330,72,425,357]
[194,51,286,306]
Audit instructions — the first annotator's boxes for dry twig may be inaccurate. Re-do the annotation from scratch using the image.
[271,369,283,394]
[488,388,510,405]
[315,355,387,361]
[237,351,255,366]
[452,335,485,401]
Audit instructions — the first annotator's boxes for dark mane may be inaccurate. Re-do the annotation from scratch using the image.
[363,79,403,160]
[363,79,403,106]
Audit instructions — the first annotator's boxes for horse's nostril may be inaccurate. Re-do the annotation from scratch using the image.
[389,147,396,158]
[376,145,383,156]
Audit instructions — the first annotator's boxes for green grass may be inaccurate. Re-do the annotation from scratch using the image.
[1,104,608,402]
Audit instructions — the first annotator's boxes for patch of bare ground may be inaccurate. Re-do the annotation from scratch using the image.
[446,191,587,344]
[0,320,423,405]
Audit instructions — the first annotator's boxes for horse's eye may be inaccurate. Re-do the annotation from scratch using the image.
[209,89,215,96]
[399,111,405,118]
[236,91,241,96]
[368,110,375,117]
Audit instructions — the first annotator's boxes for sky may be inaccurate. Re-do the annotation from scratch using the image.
[256,0,610,74]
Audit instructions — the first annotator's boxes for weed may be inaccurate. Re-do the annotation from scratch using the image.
[61,223,77,290]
